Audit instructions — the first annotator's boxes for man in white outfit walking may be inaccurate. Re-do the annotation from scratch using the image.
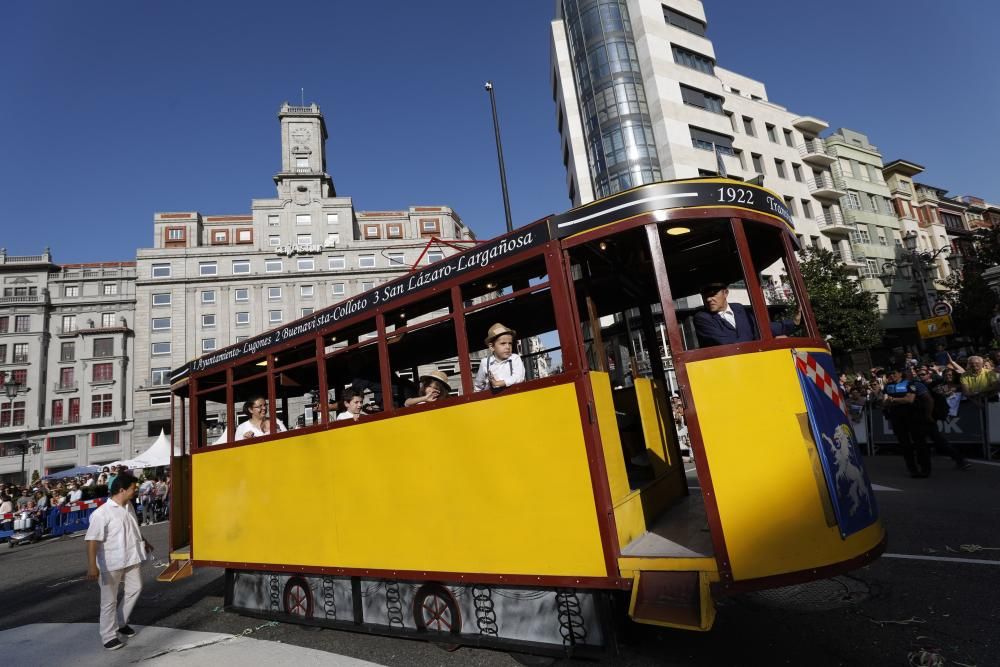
[84,471,153,650]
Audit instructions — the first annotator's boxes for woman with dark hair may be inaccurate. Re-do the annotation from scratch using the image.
[404,370,450,407]
[234,395,287,440]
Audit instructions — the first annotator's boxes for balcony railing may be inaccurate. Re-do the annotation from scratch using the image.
[53,381,78,392]
[45,415,81,426]
[817,207,849,231]
[915,189,937,204]
[798,138,835,164]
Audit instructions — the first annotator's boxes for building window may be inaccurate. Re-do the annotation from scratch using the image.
[774,159,787,179]
[151,341,171,356]
[296,214,311,225]
[58,367,74,389]
[199,262,217,276]
[426,251,444,264]
[850,228,871,244]
[846,191,862,210]
[326,213,339,224]
[151,368,170,386]
[101,312,115,328]
[331,283,345,296]
[15,315,30,332]
[300,284,314,298]
[420,218,440,235]
[328,255,346,270]
[152,292,171,306]
[265,259,282,273]
[268,310,282,324]
[0,344,5,363]
[297,258,315,272]
[235,312,250,326]
[93,430,119,447]
[360,281,375,292]
[92,363,113,382]
[663,6,706,35]
[387,252,405,266]
[792,163,803,182]
[364,224,381,239]
[201,290,216,304]
[151,263,171,278]
[671,44,715,74]
[68,398,80,423]
[94,338,113,357]
[878,232,887,246]
[202,338,216,352]
[0,317,6,333]
[236,228,253,244]
[152,317,171,331]
[783,197,797,216]
[689,126,733,154]
[202,314,217,328]
[766,124,778,143]
[386,224,403,239]
[301,308,314,317]
[47,433,76,450]
[149,393,171,406]
[164,227,186,246]
[62,315,77,333]
[60,342,75,362]
[751,153,764,174]
[64,285,79,297]
[268,287,282,301]
[801,200,813,219]
[51,399,63,425]
[296,234,312,245]
[13,343,28,364]
[232,260,250,274]
[268,214,280,226]
[10,369,26,385]
[358,254,376,268]
[234,288,249,303]
[783,128,795,147]
[324,232,340,246]
[679,84,724,114]
[296,157,309,169]
[269,235,281,247]
[742,116,756,136]
[211,229,230,245]
[102,283,118,296]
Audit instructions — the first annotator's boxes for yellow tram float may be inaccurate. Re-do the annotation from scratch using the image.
[161,178,885,656]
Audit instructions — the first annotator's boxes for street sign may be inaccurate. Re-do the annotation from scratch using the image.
[917,315,955,339]
[931,300,953,317]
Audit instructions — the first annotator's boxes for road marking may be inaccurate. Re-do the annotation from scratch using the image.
[883,553,1000,566]
[871,484,900,492]
[971,459,1000,467]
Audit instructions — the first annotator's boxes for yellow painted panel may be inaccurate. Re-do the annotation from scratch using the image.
[590,372,631,502]
[192,381,608,578]
[686,348,885,582]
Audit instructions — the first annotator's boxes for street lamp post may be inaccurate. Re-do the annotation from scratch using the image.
[879,231,952,318]
[484,81,514,234]
[2,379,39,485]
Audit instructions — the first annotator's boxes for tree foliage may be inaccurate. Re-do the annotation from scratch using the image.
[943,227,1000,345]
[796,248,881,353]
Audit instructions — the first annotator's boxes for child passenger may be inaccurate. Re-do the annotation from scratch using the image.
[404,370,450,407]
[336,388,364,422]
[474,323,525,392]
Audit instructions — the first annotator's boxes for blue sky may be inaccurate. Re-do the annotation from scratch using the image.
[2,0,997,263]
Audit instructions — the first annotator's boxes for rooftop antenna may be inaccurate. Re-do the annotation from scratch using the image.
[301,88,305,106]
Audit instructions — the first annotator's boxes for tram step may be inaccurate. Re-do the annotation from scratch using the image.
[157,558,193,582]
[629,571,716,631]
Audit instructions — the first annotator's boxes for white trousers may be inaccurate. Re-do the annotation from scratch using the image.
[98,563,143,643]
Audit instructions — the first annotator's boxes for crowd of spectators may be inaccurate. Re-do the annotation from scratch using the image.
[842,344,1000,423]
[0,466,169,533]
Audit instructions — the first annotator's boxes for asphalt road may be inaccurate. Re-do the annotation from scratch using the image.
[1,455,996,666]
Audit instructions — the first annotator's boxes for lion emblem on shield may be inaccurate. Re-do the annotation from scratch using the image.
[822,423,872,517]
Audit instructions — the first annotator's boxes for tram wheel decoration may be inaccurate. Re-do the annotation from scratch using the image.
[283,576,314,618]
[413,583,461,635]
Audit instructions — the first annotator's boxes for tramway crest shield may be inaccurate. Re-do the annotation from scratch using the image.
[793,350,878,538]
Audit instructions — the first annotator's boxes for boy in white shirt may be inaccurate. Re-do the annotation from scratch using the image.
[474,323,525,392]
[336,388,364,422]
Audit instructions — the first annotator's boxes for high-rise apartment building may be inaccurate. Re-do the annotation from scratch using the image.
[132,103,475,439]
[0,250,136,482]
[551,0,851,273]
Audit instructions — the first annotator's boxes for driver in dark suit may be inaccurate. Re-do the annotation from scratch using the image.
[693,282,800,348]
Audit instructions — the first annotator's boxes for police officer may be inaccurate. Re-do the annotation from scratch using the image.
[881,368,932,478]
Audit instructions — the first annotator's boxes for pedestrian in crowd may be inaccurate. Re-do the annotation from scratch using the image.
[881,368,932,478]
[0,494,13,530]
[913,367,971,470]
[84,471,153,651]
[68,483,83,504]
[474,322,526,391]
[957,356,1000,406]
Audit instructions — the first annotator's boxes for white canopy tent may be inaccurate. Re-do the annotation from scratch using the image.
[112,429,171,470]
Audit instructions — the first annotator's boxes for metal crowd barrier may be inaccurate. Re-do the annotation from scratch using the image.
[860,400,998,460]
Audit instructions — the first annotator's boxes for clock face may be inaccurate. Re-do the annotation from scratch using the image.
[292,127,311,144]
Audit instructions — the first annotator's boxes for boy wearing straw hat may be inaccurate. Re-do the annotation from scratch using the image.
[474,323,525,391]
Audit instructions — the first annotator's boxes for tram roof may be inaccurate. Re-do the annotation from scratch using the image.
[171,177,793,387]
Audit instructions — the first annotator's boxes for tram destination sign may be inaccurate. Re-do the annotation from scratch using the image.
[173,224,551,381]
[549,179,794,239]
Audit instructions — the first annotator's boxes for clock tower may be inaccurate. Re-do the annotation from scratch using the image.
[275,102,336,200]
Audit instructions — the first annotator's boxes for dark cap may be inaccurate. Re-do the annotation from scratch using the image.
[700,281,729,295]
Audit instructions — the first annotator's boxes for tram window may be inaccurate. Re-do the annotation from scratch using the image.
[568,227,673,388]
[195,369,228,448]
[386,293,460,407]
[658,219,754,350]
[743,221,805,338]
[324,317,383,415]
[273,338,321,429]
[464,258,563,390]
